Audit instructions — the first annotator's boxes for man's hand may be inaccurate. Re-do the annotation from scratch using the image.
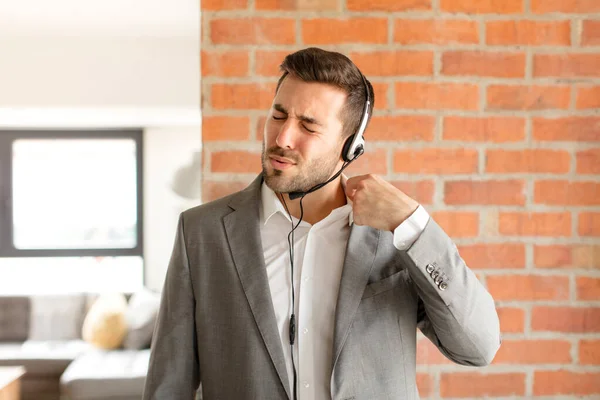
[345,174,419,232]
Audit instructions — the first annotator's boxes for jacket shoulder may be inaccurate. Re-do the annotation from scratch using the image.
[181,192,236,223]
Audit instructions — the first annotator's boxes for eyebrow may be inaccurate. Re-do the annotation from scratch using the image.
[273,103,323,127]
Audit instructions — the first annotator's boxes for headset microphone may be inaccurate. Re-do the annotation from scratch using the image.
[287,146,362,200]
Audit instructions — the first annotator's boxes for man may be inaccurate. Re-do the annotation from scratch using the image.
[143,47,501,400]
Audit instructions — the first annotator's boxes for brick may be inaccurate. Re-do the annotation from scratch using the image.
[431,211,479,238]
[532,0,600,13]
[443,116,525,142]
[445,180,526,205]
[580,340,600,365]
[532,307,600,332]
[535,244,600,269]
[390,180,435,205]
[534,117,600,142]
[202,180,251,202]
[202,116,250,141]
[580,212,600,236]
[577,277,600,300]
[493,340,571,364]
[442,51,526,78]
[441,372,526,397]
[393,19,479,45]
[350,51,433,77]
[417,338,454,365]
[497,307,525,333]
[255,50,289,77]
[372,83,389,109]
[202,0,247,10]
[534,371,600,396]
[211,18,295,45]
[576,86,600,109]
[393,148,478,174]
[534,245,571,268]
[499,212,571,236]
[487,20,570,45]
[577,149,600,174]
[211,83,276,110]
[256,0,338,10]
[486,149,570,173]
[574,245,600,268]
[395,82,478,110]
[211,150,262,173]
[457,243,526,269]
[416,373,433,398]
[582,20,600,46]
[344,148,388,176]
[534,54,600,78]
[367,116,434,142]
[348,0,430,11]
[535,181,600,206]
[487,275,570,301]
[256,116,267,142]
[487,85,570,110]
[441,0,523,13]
[201,50,249,77]
[302,18,388,45]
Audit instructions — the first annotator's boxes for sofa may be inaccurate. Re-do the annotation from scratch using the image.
[0,290,161,400]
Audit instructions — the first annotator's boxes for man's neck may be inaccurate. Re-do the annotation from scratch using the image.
[277,178,348,225]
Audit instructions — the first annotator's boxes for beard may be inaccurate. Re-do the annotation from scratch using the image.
[261,142,341,194]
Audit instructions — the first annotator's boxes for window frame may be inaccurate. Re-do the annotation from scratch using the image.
[0,129,144,258]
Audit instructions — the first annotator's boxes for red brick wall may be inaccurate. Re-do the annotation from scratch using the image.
[201,0,600,397]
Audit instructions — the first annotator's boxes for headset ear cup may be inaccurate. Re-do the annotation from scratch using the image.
[342,134,355,162]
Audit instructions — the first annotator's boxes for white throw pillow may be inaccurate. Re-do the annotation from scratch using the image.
[123,288,161,350]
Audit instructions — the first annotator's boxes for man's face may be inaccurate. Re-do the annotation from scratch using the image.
[261,75,347,194]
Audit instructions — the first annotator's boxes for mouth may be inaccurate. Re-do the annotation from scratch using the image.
[269,155,296,170]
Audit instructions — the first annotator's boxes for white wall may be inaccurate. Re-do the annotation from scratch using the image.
[144,126,201,291]
[0,36,198,108]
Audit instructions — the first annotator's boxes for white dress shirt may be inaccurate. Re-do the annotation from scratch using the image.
[259,178,430,399]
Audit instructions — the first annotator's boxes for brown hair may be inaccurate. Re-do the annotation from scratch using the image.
[275,47,374,140]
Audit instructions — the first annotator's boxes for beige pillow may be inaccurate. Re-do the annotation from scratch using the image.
[81,293,128,350]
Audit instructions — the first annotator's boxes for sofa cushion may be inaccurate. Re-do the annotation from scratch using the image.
[0,340,90,376]
[123,288,161,350]
[0,296,30,342]
[60,349,150,400]
[29,294,87,341]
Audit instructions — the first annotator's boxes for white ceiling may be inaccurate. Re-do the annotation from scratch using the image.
[0,0,199,37]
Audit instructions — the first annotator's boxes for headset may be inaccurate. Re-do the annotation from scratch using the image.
[281,71,372,400]
[341,73,371,163]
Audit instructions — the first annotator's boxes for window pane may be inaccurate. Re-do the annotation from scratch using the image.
[12,139,138,249]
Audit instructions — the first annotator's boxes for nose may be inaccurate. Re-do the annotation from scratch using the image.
[275,119,298,149]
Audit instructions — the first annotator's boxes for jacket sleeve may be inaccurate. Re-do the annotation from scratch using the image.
[399,217,501,366]
[143,213,200,399]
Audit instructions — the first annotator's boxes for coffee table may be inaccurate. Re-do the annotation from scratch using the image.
[0,366,26,400]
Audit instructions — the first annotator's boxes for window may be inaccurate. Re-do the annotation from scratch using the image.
[0,129,144,293]
[0,129,143,257]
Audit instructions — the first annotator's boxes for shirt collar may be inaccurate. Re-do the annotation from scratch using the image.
[260,174,354,227]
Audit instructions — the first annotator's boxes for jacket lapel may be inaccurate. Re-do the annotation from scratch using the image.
[332,223,381,372]
[223,174,291,400]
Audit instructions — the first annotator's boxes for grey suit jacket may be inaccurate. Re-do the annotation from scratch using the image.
[143,174,501,400]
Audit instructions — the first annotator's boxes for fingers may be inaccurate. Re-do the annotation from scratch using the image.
[345,174,370,195]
